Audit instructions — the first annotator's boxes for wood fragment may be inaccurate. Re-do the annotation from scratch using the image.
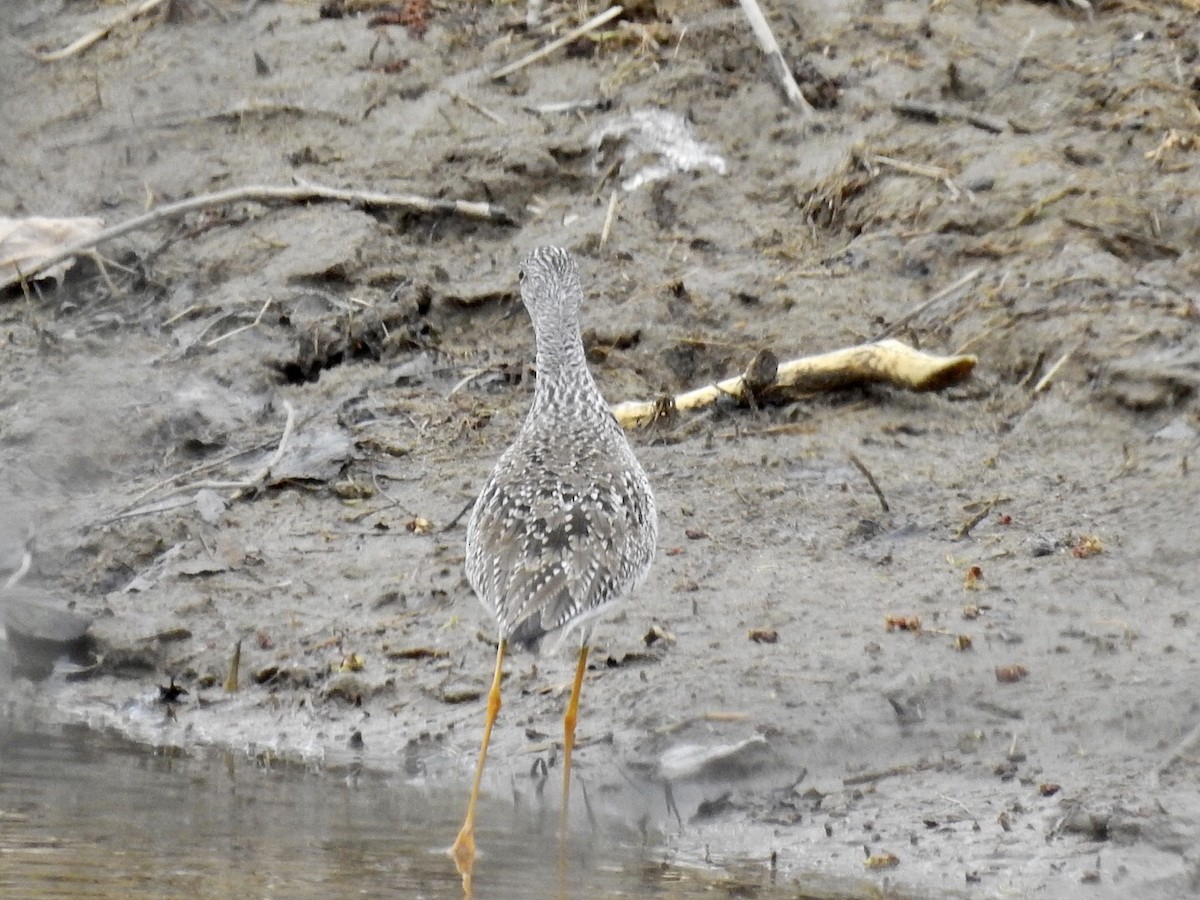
[864,851,900,869]
[737,0,814,115]
[224,639,242,693]
[599,190,619,249]
[861,152,970,201]
[995,664,1029,683]
[18,182,514,284]
[955,497,1003,540]
[104,438,280,524]
[490,5,624,81]
[864,153,953,182]
[1154,720,1200,778]
[525,98,610,116]
[107,401,297,522]
[612,340,976,429]
[3,551,32,590]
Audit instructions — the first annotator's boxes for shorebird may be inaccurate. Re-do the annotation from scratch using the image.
[450,246,657,890]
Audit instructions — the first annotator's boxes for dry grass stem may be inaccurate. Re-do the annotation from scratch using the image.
[490,5,624,80]
[1032,346,1076,394]
[206,297,274,348]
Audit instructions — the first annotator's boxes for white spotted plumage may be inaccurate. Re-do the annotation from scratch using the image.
[465,246,657,650]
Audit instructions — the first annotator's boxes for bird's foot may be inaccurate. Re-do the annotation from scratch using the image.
[450,823,476,889]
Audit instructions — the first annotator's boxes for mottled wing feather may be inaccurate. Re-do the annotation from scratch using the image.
[466,436,655,648]
[464,246,656,649]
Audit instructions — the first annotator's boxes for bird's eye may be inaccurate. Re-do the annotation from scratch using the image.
[517,268,525,282]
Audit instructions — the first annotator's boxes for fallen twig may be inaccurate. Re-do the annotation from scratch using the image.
[875,268,984,340]
[228,400,297,498]
[843,759,942,786]
[1154,719,1200,780]
[19,181,514,284]
[611,339,976,429]
[1032,345,1075,394]
[955,496,1006,540]
[33,0,169,62]
[105,401,297,522]
[891,100,1008,135]
[107,436,280,521]
[491,5,624,81]
[206,296,274,348]
[849,453,890,514]
[997,29,1037,92]
[737,0,813,116]
[525,98,610,116]
[447,91,506,125]
[225,639,242,693]
[861,152,971,201]
[1008,184,1084,229]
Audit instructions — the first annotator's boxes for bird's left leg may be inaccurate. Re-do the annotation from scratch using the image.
[451,638,507,892]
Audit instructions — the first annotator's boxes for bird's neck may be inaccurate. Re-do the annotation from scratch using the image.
[531,317,602,413]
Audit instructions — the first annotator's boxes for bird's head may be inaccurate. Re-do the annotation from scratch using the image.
[517,246,584,332]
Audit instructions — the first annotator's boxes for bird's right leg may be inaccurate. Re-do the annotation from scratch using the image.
[559,643,589,829]
[451,638,507,892]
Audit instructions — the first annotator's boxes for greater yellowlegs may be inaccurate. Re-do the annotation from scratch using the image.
[450,246,657,889]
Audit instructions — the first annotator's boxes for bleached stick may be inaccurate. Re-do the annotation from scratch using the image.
[737,0,814,115]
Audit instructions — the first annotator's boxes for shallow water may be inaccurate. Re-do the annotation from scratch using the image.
[0,716,811,899]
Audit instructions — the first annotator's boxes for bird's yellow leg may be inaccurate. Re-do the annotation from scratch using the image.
[559,643,589,832]
[451,639,507,893]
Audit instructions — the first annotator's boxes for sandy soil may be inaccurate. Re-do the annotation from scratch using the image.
[3,0,1200,896]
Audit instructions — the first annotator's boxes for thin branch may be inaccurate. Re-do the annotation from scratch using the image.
[239,399,297,493]
[447,91,507,125]
[33,0,169,62]
[599,190,620,249]
[19,181,514,283]
[3,551,32,590]
[891,100,1008,135]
